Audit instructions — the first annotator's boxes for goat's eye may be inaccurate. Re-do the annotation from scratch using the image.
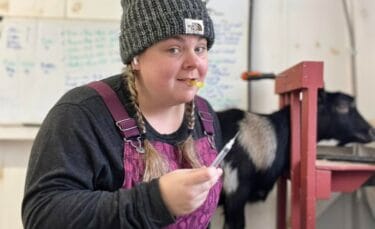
[336,103,350,114]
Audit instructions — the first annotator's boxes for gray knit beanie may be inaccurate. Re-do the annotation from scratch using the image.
[119,0,215,64]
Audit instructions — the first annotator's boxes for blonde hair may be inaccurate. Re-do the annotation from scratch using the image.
[123,66,202,182]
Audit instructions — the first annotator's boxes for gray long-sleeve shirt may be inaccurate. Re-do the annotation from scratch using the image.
[22,75,223,229]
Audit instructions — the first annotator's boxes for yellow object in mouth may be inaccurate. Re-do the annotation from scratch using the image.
[188,79,205,88]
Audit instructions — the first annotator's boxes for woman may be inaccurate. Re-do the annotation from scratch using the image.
[22,0,224,228]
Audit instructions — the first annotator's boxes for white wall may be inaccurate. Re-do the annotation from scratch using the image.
[250,0,375,122]
[0,140,31,229]
[355,0,375,121]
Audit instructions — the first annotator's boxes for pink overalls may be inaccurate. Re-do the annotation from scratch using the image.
[89,81,222,228]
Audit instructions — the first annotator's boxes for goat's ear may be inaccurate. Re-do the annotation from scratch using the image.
[318,88,326,105]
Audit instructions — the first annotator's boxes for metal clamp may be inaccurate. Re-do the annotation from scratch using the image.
[125,136,145,154]
[204,131,216,150]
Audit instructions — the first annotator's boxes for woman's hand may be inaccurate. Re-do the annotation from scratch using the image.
[158,167,223,217]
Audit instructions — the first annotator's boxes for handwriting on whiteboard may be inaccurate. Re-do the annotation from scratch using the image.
[0,0,249,124]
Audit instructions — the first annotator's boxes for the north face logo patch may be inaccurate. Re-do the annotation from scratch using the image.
[185,18,204,35]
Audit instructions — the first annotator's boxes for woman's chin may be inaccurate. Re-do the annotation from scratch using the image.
[178,92,197,103]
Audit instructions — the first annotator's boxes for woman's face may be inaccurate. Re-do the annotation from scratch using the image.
[134,35,209,107]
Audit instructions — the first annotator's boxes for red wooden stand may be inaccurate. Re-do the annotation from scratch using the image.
[275,61,375,229]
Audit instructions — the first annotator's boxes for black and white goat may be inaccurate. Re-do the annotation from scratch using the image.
[217,90,375,229]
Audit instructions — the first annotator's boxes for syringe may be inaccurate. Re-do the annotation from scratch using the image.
[210,132,239,167]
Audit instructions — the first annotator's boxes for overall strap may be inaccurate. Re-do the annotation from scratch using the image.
[195,96,214,135]
[87,81,141,139]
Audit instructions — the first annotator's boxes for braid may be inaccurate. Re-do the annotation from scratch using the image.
[123,66,168,181]
[185,100,195,130]
[178,100,202,168]
[124,66,145,134]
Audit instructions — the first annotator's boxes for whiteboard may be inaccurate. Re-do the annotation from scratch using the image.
[201,0,249,110]
[0,19,123,123]
[0,0,249,124]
